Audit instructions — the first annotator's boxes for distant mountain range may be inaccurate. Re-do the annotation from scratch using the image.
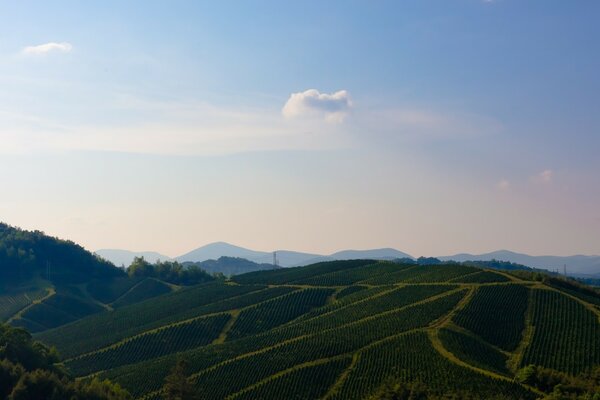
[439,250,600,277]
[97,243,413,269]
[97,243,600,276]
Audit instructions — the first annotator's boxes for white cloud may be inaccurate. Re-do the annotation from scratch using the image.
[21,42,73,55]
[0,95,350,156]
[536,169,553,184]
[496,179,510,191]
[282,89,352,123]
[0,88,500,156]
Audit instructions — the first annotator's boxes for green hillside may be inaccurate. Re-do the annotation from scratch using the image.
[0,223,219,333]
[31,260,600,399]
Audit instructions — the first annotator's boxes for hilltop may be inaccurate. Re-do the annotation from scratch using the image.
[0,222,122,290]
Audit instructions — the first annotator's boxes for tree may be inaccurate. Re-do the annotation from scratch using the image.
[163,359,198,400]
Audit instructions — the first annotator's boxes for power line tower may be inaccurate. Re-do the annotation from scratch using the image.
[273,252,278,269]
[563,264,567,276]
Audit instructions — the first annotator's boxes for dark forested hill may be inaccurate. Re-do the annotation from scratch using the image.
[0,223,216,334]
[0,223,122,288]
[183,256,279,276]
[31,259,600,399]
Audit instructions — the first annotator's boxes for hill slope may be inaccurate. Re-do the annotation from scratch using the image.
[0,223,190,333]
[34,260,600,399]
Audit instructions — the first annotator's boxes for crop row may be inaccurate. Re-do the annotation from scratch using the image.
[291,262,409,286]
[282,285,457,339]
[111,278,172,308]
[231,260,377,285]
[438,328,509,375]
[329,332,533,399]
[453,284,529,351]
[66,314,230,376]
[37,282,265,358]
[335,285,368,300]
[449,270,510,284]
[362,265,478,285]
[87,277,144,304]
[521,289,600,375]
[232,357,351,400]
[0,289,46,321]
[102,290,466,397]
[227,287,334,340]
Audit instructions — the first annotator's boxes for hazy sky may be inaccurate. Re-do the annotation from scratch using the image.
[1,1,599,257]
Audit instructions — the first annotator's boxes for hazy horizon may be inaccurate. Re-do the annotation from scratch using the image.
[2,1,599,257]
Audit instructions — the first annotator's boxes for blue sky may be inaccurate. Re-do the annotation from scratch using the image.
[1,1,599,256]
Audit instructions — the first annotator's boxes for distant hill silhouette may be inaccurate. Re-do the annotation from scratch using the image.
[98,243,600,276]
[95,249,172,267]
[440,250,600,276]
[183,256,279,276]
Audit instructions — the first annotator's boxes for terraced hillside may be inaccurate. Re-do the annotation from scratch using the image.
[35,260,600,399]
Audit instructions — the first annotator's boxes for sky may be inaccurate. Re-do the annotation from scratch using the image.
[1,0,599,257]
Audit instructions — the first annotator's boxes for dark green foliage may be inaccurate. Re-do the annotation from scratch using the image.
[128,257,214,286]
[368,379,519,400]
[111,278,172,308]
[37,282,264,358]
[462,259,533,272]
[66,314,230,376]
[87,277,144,304]
[516,365,600,399]
[227,288,334,339]
[0,222,122,287]
[7,370,132,400]
[438,328,509,375]
[232,259,377,285]
[1,322,131,399]
[522,289,600,375]
[454,285,529,351]
[234,357,352,400]
[162,359,198,400]
[292,262,404,286]
[0,323,59,371]
[185,256,278,276]
[363,265,478,285]
[336,285,368,299]
[416,257,443,265]
[450,271,510,283]
[330,332,534,400]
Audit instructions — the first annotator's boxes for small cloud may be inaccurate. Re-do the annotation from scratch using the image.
[496,179,510,191]
[539,169,553,183]
[21,42,73,55]
[282,89,352,123]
